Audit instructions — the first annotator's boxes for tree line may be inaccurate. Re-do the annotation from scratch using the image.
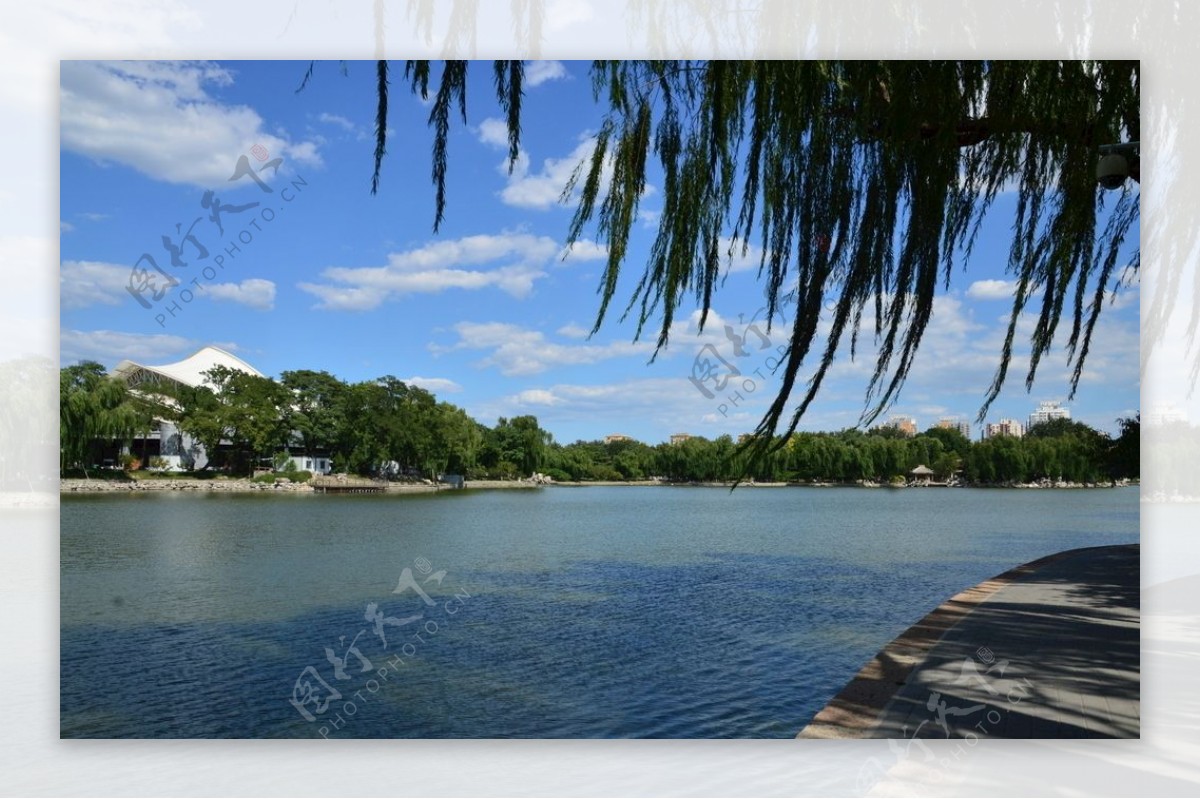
[60,362,1138,486]
[543,416,1137,485]
[59,361,548,480]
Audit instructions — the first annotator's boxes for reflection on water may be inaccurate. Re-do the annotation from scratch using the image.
[60,486,1137,737]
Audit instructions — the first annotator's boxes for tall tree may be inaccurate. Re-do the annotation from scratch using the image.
[60,362,153,474]
[180,366,293,473]
[1109,414,1140,480]
[342,59,1138,466]
[280,370,348,456]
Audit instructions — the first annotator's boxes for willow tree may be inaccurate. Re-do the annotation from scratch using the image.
[60,362,154,475]
[349,60,1139,458]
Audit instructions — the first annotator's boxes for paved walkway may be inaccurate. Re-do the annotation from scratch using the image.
[799,544,1139,739]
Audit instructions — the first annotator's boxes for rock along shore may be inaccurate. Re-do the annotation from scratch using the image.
[60,476,1135,494]
[59,477,545,494]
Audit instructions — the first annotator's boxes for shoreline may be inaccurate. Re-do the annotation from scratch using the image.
[57,476,1138,494]
[545,479,1135,489]
[58,477,543,494]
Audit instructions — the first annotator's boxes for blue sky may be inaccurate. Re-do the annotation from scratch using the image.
[60,60,1140,443]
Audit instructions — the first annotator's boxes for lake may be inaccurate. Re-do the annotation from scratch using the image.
[60,485,1138,738]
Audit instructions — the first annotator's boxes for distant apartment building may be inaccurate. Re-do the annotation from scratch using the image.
[985,419,1025,439]
[936,416,973,440]
[604,434,634,444]
[1028,401,1071,431]
[669,433,693,445]
[886,415,918,437]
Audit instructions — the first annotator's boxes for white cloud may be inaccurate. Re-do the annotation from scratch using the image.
[60,220,74,233]
[500,136,607,210]
[558,239,609,262]
[557,323,591,339]
[432,321,653,376]
[299,233,562,310]
[1116,264,1140,289]
[403,376,463,394]
[80,212,110,222]
[286,140,321,163]
[295,283,382,312]
[481,124,631,214]
[61,61,321,187]
[1106,289,1139,312]
[721,236,765,273]
[479,375,782,442]
[966,279,1018,300]
[60,260,133,309]
[525,61,568,87]
[317,112,355,131]
[1105,265,1140,311]
[511,389,564,405]
[60,329,196,365]
[61,262,275,311]
[701,411,755,425]
[466,281,1138,440]
[465,283,1138,440]
[476,117,510,149]
[205,278,275,310]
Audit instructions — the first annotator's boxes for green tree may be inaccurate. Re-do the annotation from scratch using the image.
[166,382,225,469]
[334,381,391,475]
[1025,417,1110,481]
[1025,417,1101,440]
[922,426,972,459]
[59,362,153,474]
[1109,414,1140,479]
[432,402,483,476]
[280,369,348,456]
[492,415,551,476]
[184,366,294,474]
[347,59,1138,458]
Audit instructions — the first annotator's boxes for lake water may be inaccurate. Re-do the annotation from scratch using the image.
[60,486,1138,738]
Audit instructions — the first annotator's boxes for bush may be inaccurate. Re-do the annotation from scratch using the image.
[119,453,141,471]
[593,465,625,481]
[541,467,572,482]
[148,456,170,471]
[491,460,520,479]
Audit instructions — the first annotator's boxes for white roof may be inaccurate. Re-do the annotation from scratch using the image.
[112,346,263,389]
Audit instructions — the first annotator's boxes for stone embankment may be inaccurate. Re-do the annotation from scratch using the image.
[61,476,546,494]
[61,477,314,493]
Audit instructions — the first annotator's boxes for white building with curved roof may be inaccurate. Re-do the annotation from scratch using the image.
[110,346,263,472]
[108,345,333,475]
[112,345,263,392]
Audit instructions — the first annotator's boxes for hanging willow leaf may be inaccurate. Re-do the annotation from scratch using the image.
[370,60,389,195]
[364,59,1139,468]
